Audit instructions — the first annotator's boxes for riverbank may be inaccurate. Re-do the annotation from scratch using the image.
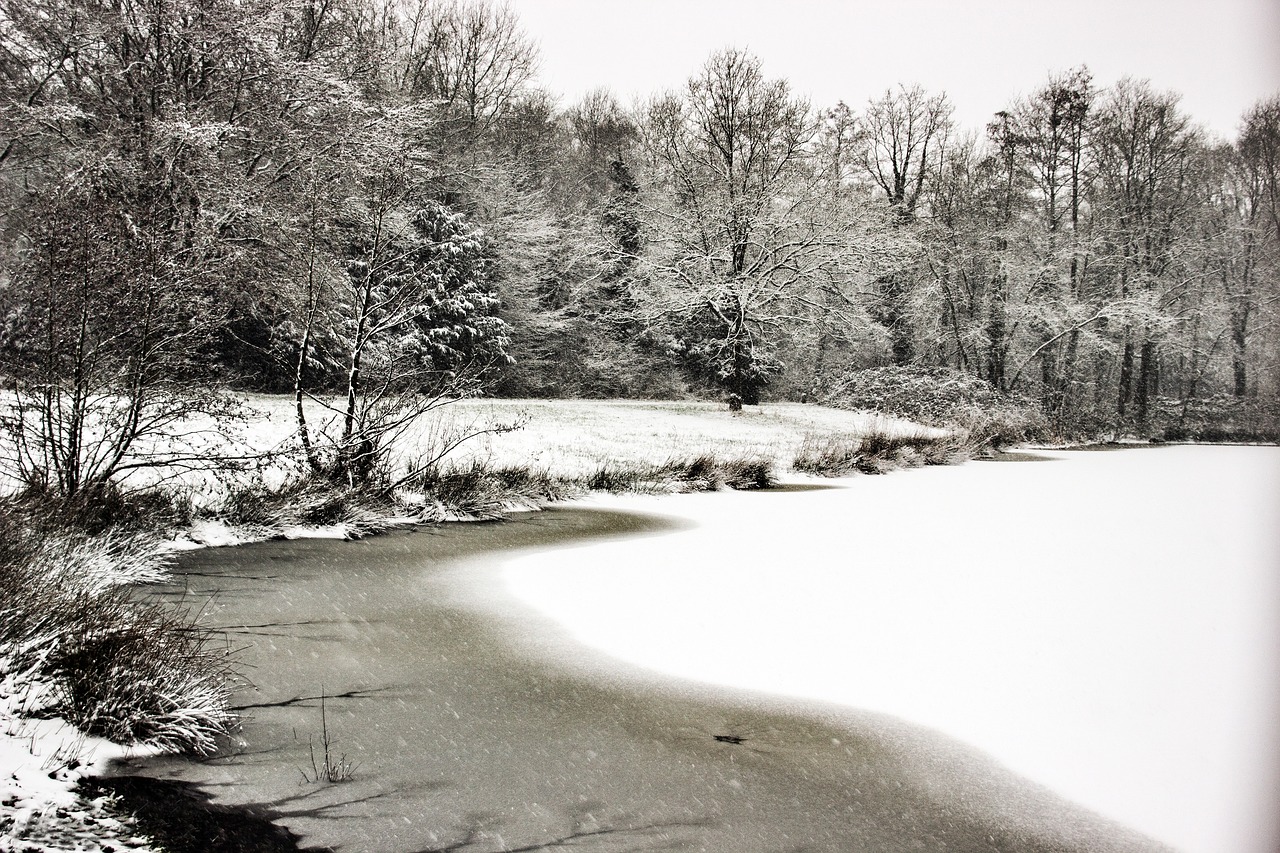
[167,398,953,546]
[5,402,1269,845]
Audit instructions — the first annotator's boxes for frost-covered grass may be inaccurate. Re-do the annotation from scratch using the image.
[207,395,934,480]
[82,396,945,544]
[0,519,235,757]
[0,395,941,537]
[0,519,236,851]
[424,398,942,479]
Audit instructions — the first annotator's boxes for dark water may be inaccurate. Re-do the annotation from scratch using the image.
[109,506,1168,853]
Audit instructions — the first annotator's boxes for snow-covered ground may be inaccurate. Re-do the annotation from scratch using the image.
[500,446,1280,853]
[0,672,155,852]
[425,398,939,476]
[227,395,936,481]
[0,394,935,505]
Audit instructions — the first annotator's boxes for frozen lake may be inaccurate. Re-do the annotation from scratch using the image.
[120,445,1278,852]
[500,446,1280,853]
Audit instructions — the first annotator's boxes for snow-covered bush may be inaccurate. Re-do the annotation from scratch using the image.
[1154,394,1280,443]
[822,367,1045,447]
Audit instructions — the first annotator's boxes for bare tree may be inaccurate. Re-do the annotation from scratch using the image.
[638,50,899,404]
[1217,97,1280,397]
[400,0,539,149]
[563,87,639,200]
[859,84,953,363]
[1092,78,1201,426]
[1010,68,1096,422]
[861,84,954,217]
[0,154,242,506]
[1240,95,1280,244]
[292,118,510,485]
[0,0,291,506]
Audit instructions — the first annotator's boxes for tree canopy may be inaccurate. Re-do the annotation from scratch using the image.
[2,0,1277,490]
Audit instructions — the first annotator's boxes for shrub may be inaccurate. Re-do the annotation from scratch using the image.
[10,480,193,536]
[793,426,970,476]
[822,366,1045,448]
[792,434,864,476]
[0,509,235,756]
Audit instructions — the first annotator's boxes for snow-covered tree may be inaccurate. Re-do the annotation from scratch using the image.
[639,49,836,403]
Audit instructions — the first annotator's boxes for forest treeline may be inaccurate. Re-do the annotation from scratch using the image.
[2,0,1279,495]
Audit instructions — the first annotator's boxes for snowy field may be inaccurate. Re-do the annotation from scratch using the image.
[0,395,936,499]
[237,395,938,479]
[499,445,1280,853]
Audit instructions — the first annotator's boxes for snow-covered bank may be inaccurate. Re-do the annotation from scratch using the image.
[0,673,155,852]
[500,446,1280,853]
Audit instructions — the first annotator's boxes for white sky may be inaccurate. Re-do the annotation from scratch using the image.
[511,0,1280,141]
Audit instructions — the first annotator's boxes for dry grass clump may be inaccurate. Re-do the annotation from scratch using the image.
[581,454,776,494]
[213,475,393,538]
[717,456,775,490]
[0,509,235,756]
[792,426,972,476]
[44,598,233,754]
[401,460,572,521]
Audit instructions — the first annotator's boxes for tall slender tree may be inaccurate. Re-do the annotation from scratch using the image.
[1092,79,1201,426]
[859,84,954,363]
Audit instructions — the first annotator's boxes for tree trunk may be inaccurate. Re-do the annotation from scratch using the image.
[881,273,913,365]
[1117,330,1134,421]
[1135,337,1158,427]
[1040,346,1060,420]
[1231,313,1249,397]
[986,266,1008,390]
[1058,328,1080,433]
[293,320,320,473]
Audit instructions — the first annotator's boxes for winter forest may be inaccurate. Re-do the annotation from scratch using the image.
[3,0,1279,502]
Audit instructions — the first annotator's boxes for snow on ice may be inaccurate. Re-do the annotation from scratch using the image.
[499,445,1280,853]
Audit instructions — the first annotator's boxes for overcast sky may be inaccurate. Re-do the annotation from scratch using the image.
[511,0,1280,141]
